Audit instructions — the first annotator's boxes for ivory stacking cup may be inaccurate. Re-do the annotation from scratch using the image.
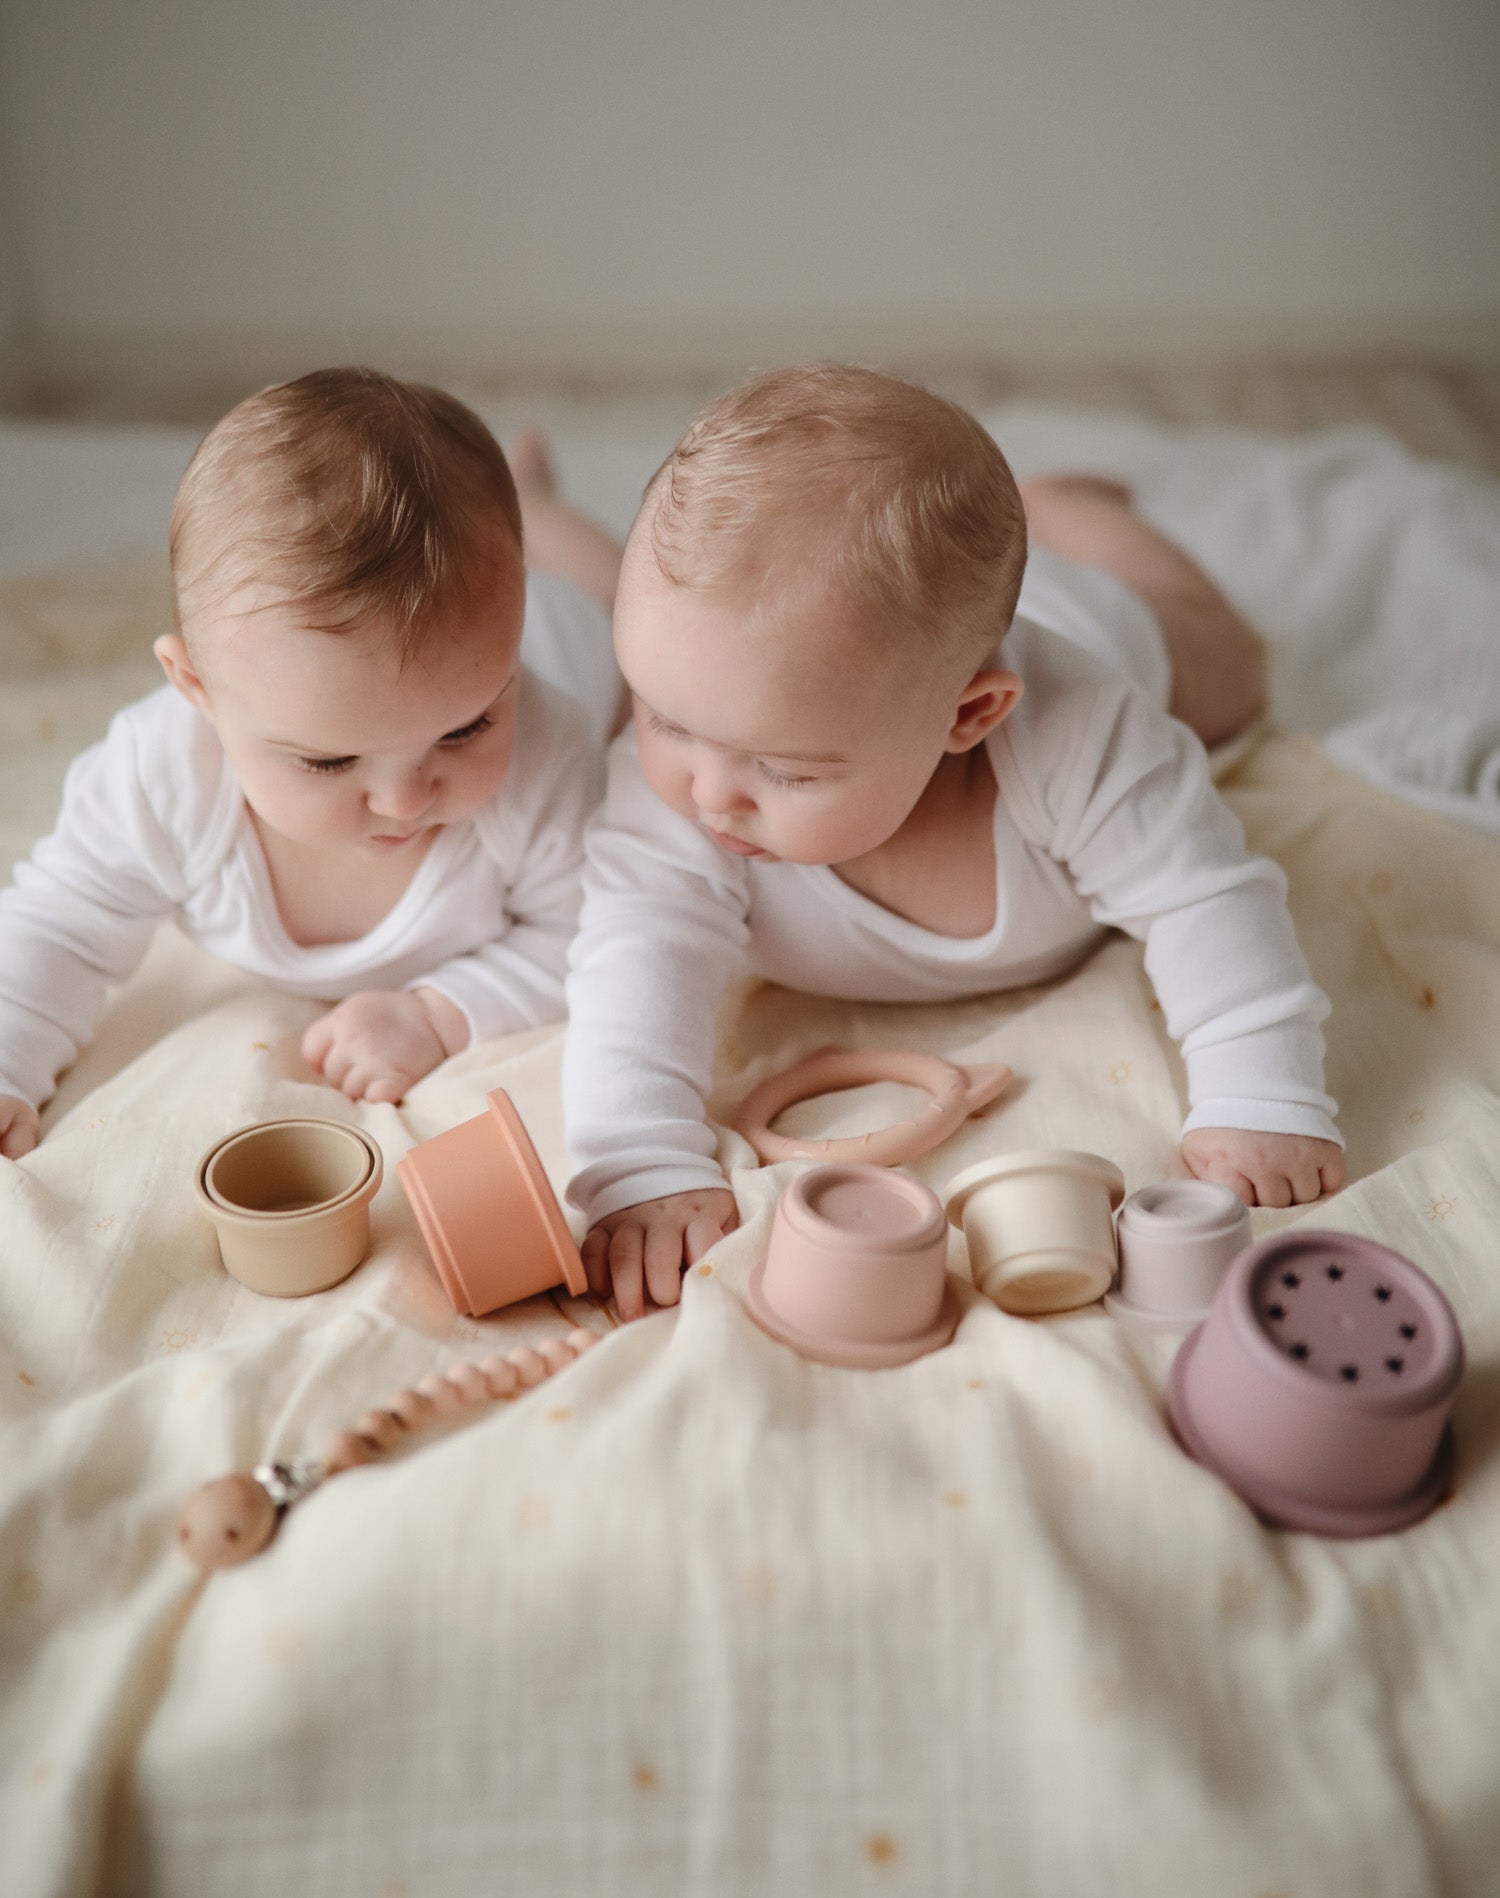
[745,1164,960,1368]
[944,1149,1125,1315]
[398,1090,588,1317]
[196,1119,383,1296]
[1167,1231,1463,1536]
[1104,1181,1253,1330]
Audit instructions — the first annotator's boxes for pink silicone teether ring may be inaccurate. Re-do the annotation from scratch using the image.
[731,1045,1011,1168]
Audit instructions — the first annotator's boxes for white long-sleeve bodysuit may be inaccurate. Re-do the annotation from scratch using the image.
[0,574,611,1109]
[562,550,1340,1226]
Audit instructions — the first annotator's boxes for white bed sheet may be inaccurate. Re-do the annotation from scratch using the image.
[1,408,1499,1898]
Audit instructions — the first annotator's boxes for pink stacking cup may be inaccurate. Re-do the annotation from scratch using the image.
[745,1164,960,1369]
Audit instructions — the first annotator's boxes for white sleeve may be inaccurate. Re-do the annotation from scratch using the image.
[0,712,185,1108]
[1002,669,1341,1146]
[412,684,603,1043]
[562,735,751,1226]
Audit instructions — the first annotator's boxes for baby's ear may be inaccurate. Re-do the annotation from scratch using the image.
[946,667,1024,752]
[153,633,211,713]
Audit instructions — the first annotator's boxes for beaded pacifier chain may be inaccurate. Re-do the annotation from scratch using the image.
[177,1328,598,1572]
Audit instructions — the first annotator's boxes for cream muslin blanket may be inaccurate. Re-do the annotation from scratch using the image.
[1,414,1498,1898]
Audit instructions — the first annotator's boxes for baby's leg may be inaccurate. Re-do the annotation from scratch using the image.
[1018,475,1266,749]
[511,429,624,613]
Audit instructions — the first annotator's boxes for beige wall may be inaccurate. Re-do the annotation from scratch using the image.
[1,0,1497,379]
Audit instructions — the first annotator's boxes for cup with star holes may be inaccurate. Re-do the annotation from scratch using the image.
[196,1118,383,1296]
[1167,1231,1464,1535]
[943,1150,1125,1315]
[1104,1180,1253,1331]
[744,1163,960,1368]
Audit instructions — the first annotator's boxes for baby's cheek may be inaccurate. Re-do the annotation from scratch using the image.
[639,750,695,823]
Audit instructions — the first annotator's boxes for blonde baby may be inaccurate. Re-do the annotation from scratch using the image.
[562,364,1343,1318]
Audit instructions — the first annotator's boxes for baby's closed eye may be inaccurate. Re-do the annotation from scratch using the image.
[756,762,814,789]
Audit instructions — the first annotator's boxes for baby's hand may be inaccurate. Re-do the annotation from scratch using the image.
[301,988,468,1105]
[1180,1127,1345,1208]
[582,1188,739,1321]
[0,1095,40,1160]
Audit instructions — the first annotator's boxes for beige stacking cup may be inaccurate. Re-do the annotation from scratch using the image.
[196,1118,384,1296]
[944,1149,1125,1315]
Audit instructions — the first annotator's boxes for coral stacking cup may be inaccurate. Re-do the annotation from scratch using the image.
[397,1090,588,1317]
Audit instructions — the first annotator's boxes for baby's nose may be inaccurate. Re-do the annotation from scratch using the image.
[690,751,753,815]
[370,768,436,821]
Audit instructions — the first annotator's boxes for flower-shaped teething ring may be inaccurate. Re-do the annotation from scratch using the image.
[731,1045,1012,1168]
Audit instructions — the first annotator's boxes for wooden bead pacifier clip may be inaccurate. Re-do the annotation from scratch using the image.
[177,1329,598,1572]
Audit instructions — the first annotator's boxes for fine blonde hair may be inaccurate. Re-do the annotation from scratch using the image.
[645,363,1027,658]
[170,367,523,659]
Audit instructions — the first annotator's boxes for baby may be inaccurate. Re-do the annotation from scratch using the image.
[0,367,623,1160]
[562,364,1345,1319]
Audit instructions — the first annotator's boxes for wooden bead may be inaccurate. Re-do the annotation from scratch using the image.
[356,1409,405,1449]
[416,1375,465,1417]
[506,1346,547,1388]
[324,1430,379,1474]
[389,1388,438,1429]
[447,1362,493,1406]
[479,1357,520,1399]
[537,1336,576,1374]
[177,1474,279,1572]
[565,1328,598,1358]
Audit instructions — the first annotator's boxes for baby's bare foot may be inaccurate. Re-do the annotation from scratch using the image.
[510,426,557,500]
[509,430,625,613]
[1021,472,1133,511]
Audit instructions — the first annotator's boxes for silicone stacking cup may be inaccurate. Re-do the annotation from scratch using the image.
[397,1090,588,1317]
[196,1118,383,1297]
[1104,1180,1253,1331]
[944,1150,1125,1315]
[745,1164,960,1369]
[1167,1231,1464,1536]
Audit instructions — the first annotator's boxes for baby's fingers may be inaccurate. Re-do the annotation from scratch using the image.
[1319,1152,1347,1196]
[1287,1158,1327,1205]
[642,1223,686,1310]
[1,1112,39,1160]
[683,1210,732,1266]
[1252,1171,1293,1210]
[336,1061,376,1102]
[362,1077,405,1106]
[581,1226,612,1300]
[608,1223,646,1322]
[301,1013,337,1071]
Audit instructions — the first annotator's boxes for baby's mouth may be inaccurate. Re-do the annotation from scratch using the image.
[705,826,773,860]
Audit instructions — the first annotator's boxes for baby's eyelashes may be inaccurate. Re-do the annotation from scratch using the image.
[438,712,495,746]
[295,713,496,775]
[756,762,815,789]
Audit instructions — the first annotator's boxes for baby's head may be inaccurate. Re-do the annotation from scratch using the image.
[157,367,527,858]
[615,364,1027,866]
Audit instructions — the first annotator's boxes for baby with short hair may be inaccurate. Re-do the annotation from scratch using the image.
[563,364,1344,1319]
[0,366,622,1159]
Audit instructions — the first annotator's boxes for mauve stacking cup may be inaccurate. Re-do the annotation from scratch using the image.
[1167,1230,1463,1535]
